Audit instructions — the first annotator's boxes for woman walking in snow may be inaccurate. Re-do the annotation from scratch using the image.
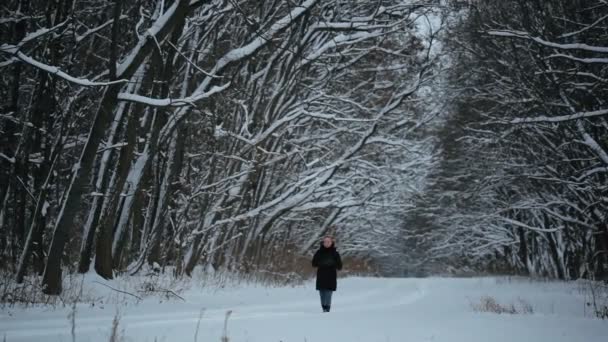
[312,236,342,312]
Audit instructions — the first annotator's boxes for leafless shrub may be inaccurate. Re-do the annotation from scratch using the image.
[194,308,205,342]
[221,310,232,342]
[68,301,77,342]
[108,310,123,342]
[580,280,608,320]
[493,276,553,285]
[1,268,191,309]
[130,268,189,302]
[65,302,124,342]
[471,296,534,315]
[517,297,534,314]
[135,274,186,302]
[0,270,96,308]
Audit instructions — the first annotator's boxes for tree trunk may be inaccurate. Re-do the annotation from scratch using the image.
[77,67,143,273]
[42,84,123,294]
[15,73,57,282]
[42,0,192,293]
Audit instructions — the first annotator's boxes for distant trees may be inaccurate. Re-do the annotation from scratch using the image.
[415,0,608,279]
[1,0,442,294]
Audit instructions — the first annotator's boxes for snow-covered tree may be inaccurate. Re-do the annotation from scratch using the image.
[423,0,608,279]
[1,0,445,294]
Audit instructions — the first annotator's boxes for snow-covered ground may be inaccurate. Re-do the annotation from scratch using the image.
[1,274,607,342]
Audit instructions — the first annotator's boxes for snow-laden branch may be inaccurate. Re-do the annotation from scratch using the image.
[191,86,416,235]
[116,0,188,78]
[534,70,608,83]
[125,0,318,110]
[217,0,318,67]
[0,48,128,86]
[510,108,608,124]
[487,30,608,53]
[12,19,68,48]
[575,166,608,181]
[75,16,128,43]
[302,110,375,122]
[272,83,424,219]
[558,13,608,38]
[541,207,596,231]
[0,152,16,164]
[117,82,230,107]
[366,137,411,148]
[312,18,399,32]
[555,87,608,166]
[0,15,43,24]
[300,31,382,68]
[0,57,17,68]
[194,0,320,93]
[578,128,608,166]
[292,198,364,211]
[546,53,608,64]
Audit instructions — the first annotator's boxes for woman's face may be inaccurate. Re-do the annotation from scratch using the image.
[323,237,333,248]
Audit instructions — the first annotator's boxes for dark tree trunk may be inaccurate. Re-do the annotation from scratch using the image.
[42,0,192,293]
[42,84,123,293]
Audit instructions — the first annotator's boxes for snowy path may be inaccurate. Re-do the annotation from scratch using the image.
[1,277,607,342]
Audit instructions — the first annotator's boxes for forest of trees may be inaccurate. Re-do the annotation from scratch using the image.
[1,0,441,295]
[0,0,606,296]
[408,0,608,280]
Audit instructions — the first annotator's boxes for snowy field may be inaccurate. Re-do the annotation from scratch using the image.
[1,274,607,342]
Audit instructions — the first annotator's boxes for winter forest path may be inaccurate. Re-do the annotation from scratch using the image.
[1,277,607,342]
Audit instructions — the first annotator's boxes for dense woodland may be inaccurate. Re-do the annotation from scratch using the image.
[0,0,606,296]
[411,0,608,280]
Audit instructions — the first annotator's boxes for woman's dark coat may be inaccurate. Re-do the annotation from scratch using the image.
[312,242,342,291]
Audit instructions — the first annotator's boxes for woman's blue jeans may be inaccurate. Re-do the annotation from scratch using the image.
[319,289,332,307]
